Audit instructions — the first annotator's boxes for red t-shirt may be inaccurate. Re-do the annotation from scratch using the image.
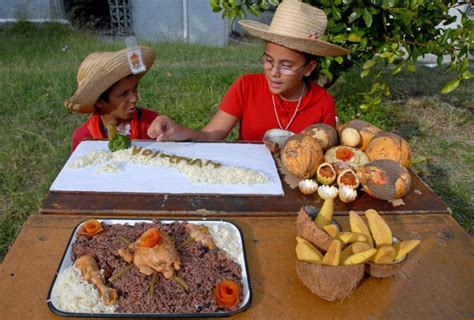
[219,74,336,141]
[71,108,159,152]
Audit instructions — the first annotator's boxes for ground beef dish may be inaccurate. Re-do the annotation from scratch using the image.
[71,221,243,314]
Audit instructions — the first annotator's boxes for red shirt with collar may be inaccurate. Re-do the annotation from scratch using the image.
[71,107,159,152]
[218,74,336,141]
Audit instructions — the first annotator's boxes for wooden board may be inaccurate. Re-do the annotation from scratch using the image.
[40,170,449,216]
[1,214,472,319]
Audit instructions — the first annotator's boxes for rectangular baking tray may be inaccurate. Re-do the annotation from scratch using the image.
[47,218,252,318]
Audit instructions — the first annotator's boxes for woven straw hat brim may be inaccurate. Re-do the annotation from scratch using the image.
[64,46,156,113]
[239,20,348,57]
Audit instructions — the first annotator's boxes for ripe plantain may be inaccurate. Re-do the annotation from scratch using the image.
[372,245,396,264]
[322,224,339,238]
[394,240,421,261]
[343,248,377,265]
[349,211,374,247]
[365,209,392,247]
[322,239,342,266]
[315,198,334,227]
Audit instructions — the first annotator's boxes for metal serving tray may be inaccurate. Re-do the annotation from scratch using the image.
[47,218,252,318]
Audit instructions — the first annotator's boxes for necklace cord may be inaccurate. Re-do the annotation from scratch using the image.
[272,83,305,130]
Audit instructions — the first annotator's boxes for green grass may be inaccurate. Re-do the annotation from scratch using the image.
[0,22,472,261]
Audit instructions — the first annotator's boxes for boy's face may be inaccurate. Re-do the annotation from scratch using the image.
[97,75,139,121]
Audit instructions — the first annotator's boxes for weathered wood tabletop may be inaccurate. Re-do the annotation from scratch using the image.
[1,213,472,319]
[40,170,449,216]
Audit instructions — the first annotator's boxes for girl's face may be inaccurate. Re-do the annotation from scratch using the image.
[97,75,139,123]
[262,42,316,99]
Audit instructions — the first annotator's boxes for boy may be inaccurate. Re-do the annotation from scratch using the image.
[64,46,158,151]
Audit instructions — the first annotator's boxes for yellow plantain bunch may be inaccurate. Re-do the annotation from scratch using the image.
[297,208,420,266]
[349,209,420,264]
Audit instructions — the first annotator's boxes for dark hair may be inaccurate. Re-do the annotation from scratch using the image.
[98,74,136,103]
[303,53,322,82]
[99,85,113,102]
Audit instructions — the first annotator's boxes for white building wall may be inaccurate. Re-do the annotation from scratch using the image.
[132,0,230,47]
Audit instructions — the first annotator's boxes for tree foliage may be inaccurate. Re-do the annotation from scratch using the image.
[210,0,473,109]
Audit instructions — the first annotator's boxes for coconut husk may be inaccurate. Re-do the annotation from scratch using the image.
[296,207,333,251]
[366,132,411,167]
[296,261,364,301]
[300,123,338,151]
[280,134,324,179]
[365,259,404,278]
[274,156,301,189]
[338,120,382,151]
[356,159,411,200]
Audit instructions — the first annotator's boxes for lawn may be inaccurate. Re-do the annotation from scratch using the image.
[0,22,472,261]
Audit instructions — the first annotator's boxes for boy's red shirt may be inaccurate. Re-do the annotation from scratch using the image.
[218,74,336,141]
[71,107,158,151]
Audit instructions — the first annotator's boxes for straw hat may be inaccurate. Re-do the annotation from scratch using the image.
[239,0,348,56]
[64,46,156,113]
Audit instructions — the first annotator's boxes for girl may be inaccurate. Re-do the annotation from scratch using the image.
[147,0,347,142]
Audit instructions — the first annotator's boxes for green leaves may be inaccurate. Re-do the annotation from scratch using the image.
[362,9,373,28]
[247,4,261,17]
[363,60,376,70]
[210,0,221,12]
[441,79,460,94]
[462,70,473,80]
[348,33,361,42]
[213,0,472,108]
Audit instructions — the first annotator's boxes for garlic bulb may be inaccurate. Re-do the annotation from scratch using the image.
[317,185,338,200]
[298,179,318,195]
[339,185,358,203]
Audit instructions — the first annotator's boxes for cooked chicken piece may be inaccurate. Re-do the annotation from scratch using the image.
[186,224,216,249]
[118,230,181,279]
[74,255,118,305]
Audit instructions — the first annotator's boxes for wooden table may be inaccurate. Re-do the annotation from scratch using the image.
[1,213,473,319]
[40,171,449,216]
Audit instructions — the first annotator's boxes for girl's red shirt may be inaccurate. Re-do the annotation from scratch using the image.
[219,74,336,141]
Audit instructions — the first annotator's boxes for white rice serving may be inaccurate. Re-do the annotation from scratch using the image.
[207,223,242,262]
[51,265,117,313]
[66,147,270,185]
